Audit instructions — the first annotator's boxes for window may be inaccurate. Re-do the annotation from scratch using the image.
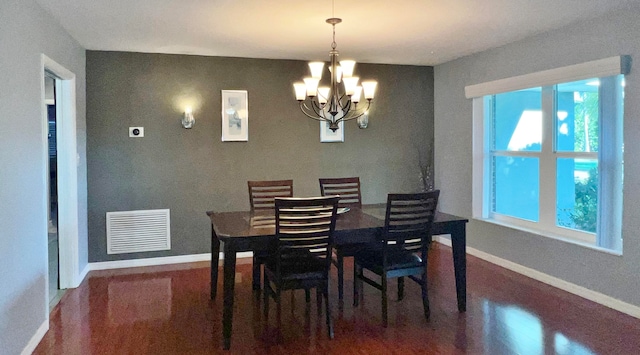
[467,57,629,253]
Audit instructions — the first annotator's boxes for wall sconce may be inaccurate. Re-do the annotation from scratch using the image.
[182,107,195,129]
[357,110,369,129]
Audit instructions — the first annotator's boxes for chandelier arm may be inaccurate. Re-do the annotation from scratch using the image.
[300,101,329,122]
[340,98,352,115]
[310,99,341,125]
[335,92,349,112]
[335,100,372,123]
[310,100,323,115]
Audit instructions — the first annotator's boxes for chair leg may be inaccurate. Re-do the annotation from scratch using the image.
[381,273,388,328]
[336,252,344,301]
[252,257,261,290]
[324,282,334,339]
[398,276,405,301]
[263,273,269,317]
[316,287,322,316]
[353,263,361,307]
[276,288,282,327]
[421,271,430,320]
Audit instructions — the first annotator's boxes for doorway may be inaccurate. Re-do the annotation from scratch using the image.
[45,73,64,310]
[42,55,81,313]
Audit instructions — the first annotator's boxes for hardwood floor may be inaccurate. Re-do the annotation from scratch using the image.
[34,243,640,354]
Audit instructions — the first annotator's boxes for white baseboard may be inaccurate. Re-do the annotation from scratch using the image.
[433,236,640,319]
[21,319,48,355]
[88,252,254,271]
[76,263,90,286]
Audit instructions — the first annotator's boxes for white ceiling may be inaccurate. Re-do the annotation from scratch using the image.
[35,0,639,66]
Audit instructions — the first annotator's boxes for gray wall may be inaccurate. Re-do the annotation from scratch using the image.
[0,0,87,353]
[86,51,434,262]
[434,6,640,307]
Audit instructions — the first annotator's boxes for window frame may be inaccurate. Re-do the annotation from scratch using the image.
[467,57,629,253]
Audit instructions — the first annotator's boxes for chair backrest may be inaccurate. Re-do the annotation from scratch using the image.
[318,177,362,208]
[383,190,440,261]
[248,180,293,212]
[274,196,340,271]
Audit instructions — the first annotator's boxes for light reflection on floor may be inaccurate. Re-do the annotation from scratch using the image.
[483,300,595,355]
[107,278,173,325]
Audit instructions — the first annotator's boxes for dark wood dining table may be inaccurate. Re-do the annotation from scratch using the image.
[207,204,469,350]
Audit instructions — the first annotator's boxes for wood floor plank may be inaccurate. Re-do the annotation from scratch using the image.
[34,243,640,354]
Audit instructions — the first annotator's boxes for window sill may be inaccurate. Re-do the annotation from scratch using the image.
[473,216,623,256]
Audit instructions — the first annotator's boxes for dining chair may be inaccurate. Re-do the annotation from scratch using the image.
[248,179,294,212]
[353,190,439,327]
[247,180,294,290]
[319,177,364,301]
[263,196,340,339]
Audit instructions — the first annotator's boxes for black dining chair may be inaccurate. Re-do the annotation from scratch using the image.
[353,190,439,327]
[263,196,340,339]
[319,177,364,301]
[247,180,293,290]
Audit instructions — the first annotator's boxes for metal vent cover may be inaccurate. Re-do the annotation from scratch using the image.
[106,209,171,254]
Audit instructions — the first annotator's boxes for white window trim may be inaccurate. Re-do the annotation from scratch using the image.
[468,56,628,253]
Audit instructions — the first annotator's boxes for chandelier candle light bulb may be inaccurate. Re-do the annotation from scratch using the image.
[352,86,362,103]
[303,77,320,97]
[293,17,377,132]
[362,81,378,100]
[340,60,356,77]
[309,62,325,79]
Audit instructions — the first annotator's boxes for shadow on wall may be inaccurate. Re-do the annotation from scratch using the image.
[0,274,46,355]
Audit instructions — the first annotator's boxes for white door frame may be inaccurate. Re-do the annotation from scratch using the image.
[41,54,80,290]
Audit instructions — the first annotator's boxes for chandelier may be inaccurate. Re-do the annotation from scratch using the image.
[293,17,377,132]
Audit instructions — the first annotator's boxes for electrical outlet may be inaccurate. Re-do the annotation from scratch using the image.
[129,127,144,137]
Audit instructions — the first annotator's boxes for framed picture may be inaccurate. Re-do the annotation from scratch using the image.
[221,90,248,141]
[320,120,344,143]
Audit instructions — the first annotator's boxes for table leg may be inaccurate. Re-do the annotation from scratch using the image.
[450,223,467,312]
[222,243,237,350]
[211,226,221,299]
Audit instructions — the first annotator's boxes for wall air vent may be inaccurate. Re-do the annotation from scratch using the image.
[106,209,170,254]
